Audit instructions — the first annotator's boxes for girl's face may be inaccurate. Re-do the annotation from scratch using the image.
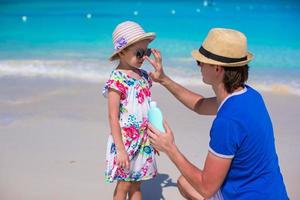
[119,40,150,68]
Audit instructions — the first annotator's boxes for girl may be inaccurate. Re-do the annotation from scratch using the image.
[102,21,158,200]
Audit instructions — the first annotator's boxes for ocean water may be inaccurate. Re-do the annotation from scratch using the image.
[1,0,300,95]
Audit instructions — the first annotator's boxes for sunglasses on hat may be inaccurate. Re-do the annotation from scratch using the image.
[136,48,152,59]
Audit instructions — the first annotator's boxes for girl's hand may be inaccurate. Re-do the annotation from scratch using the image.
[148,121,175,153]
[116,149,130,170]
[144,49,166,83]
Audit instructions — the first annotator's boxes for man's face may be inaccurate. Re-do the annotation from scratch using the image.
[196,61,217,85]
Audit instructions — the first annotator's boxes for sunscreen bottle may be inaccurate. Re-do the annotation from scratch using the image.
[148,101,165,132]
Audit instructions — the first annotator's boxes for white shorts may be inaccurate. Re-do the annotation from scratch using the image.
[206,190,223,200]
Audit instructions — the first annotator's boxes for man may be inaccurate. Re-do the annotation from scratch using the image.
[145,28,289,200]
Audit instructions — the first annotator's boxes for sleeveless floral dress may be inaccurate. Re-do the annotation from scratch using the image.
[103,69,157,182]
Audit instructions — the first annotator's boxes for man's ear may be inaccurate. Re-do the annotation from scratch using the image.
[215,65,223,73]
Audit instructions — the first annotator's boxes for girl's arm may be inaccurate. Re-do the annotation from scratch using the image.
[108,89,130,170]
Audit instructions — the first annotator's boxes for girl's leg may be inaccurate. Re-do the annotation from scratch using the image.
[113,181,131,200]
[128,181,142,200]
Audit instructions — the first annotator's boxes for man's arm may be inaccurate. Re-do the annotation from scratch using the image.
[148,122,231,198]
[167,146,231,198]
[145,49,218,115]
[161,75,218,115]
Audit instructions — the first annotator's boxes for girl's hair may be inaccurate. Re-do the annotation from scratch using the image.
[223,65,249,93]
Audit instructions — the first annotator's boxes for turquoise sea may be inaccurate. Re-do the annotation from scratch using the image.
[1,0,300,94]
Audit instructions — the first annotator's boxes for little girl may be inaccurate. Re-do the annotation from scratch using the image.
[102,21,158,200]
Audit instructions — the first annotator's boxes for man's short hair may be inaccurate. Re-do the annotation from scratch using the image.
[223,65,249,93]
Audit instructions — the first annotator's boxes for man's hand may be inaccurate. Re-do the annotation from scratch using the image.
[144,49,167,83]
[148,121,176,153]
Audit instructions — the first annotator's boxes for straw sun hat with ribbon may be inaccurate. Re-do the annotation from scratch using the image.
[192,28,253,67]
[109,21,156,61]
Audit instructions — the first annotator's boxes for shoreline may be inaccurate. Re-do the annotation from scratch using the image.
[0,58,300,97]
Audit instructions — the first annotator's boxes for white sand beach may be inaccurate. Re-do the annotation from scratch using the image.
[0,77,299,200]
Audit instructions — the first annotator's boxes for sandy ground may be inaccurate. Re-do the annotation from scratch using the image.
[0,77,299,200]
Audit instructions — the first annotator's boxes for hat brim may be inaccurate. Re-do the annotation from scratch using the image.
[109,32,156,61]
[191,49,253,67]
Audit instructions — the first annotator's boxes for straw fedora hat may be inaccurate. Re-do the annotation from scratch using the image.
[109,21,156,61]
[191,28,253,67]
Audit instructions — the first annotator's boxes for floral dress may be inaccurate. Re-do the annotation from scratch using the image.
[102,69,157,183]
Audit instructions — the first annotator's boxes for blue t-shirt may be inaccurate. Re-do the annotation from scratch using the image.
[209,85,289,200]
